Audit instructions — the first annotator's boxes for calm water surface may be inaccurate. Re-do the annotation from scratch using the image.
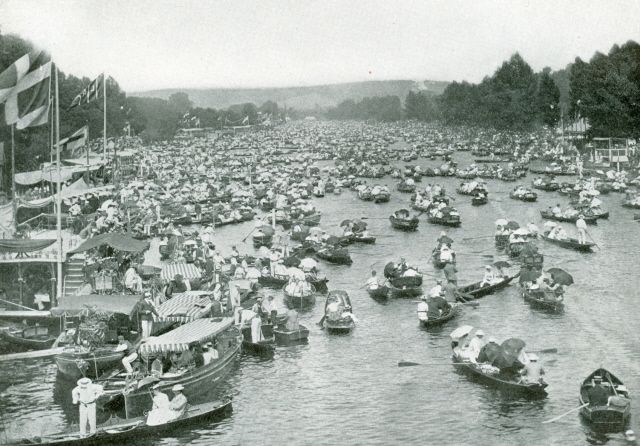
[1,151,639,446]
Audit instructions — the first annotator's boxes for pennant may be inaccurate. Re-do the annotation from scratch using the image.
[68,73,104,110]
[0,50,51,129]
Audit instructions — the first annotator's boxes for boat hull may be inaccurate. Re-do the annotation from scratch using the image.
[55,349,125,380]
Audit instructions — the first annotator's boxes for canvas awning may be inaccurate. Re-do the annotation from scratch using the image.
[51,294,141,316]
[154,291,212,323]
[160,263,202,281]
[139,317,233,354]
[0,238,56,254]
[70,232,149,254]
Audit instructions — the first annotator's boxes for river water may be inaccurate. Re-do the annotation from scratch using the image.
[1,150,639,446]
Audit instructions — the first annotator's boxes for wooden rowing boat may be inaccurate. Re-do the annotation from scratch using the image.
[240,324,275,356]
[389,274,423,288]
[540,233,595,252]
[579,368,631,431]
[6,398,232,445]
[509,191,537,202]
[427,214,461,227]
[366,286,391,300]
[0,326,57,351]
[522,289,564,312]
[389,215,419,231]
[540,210,598,225]
[283,284,316,310]
[273,324,309,344]
[420,303,462,328]
[452,351,548,397]
[323,291,355,334]
[457,275,516,299]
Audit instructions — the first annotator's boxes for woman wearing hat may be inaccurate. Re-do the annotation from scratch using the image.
[168,384,188,420]
[146,384,171,426]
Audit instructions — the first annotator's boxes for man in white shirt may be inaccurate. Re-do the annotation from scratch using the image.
[576,215,587,244]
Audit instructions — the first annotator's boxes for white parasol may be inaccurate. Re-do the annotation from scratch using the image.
[450,325,474,339]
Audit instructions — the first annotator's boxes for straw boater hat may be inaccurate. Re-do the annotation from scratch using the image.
[77,377,92,388]
[172,384,184,392]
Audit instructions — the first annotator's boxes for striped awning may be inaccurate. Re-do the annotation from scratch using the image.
[154,291,213,323]
[139,317,234,355]
[160,263,202,281]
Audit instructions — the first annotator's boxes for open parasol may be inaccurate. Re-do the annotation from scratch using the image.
[492,338,526,369]
[450,325,474,339]
[340,219,354,227]
[282,256,301,267]
[519,269,541,284]
[495,218,508,226]
[546,268,574,286]
[505,220,520,230]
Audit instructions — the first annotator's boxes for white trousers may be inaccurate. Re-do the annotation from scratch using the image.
[79,403,96,435]
[122,352,138,373]
[141,320,153,338]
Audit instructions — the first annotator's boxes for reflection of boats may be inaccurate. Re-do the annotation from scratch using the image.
[322,290,355,334]
[457,275,516,299]
[10,398,233,446]
[579,368,631,431]
[452,351,548,397]
[98,318,241,418]
[0,325,57,351]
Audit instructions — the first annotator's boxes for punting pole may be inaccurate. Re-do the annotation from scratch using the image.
[55,66,62,305]
[10,124,17,233]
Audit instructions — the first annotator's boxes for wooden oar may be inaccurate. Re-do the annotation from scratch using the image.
[241,227,256,243]
[462,235,494,241]
[542,403,589,424]
[529,348,558,354]
[584,229,600,250]
[398,360,468,367]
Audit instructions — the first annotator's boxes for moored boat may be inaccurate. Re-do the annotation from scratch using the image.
[579,368,631,431]
[0,325,58,351]
[98,317,241,418]
[7,398,233,446]
[273,324,310,344]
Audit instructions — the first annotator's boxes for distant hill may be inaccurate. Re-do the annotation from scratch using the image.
[131,80,450,111]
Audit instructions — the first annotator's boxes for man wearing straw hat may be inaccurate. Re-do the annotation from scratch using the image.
[71,377,104,436]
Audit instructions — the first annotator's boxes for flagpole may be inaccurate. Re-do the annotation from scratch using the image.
[54,66,62,305]
[103,72,106,162]
[10,125,17,233]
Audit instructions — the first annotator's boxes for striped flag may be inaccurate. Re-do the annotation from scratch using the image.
[0,50,52,129]
[54,125,89,157]
[68,73,104,109]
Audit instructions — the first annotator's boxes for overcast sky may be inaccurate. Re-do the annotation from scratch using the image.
[1,0,638,92]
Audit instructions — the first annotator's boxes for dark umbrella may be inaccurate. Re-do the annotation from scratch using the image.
[520,242,538,257]
[477,341,501,363]
[261,226,275,237]
[324,236,341,246]
[546,268,574,286]
[505,220,520,230]
[439,235,454,245]
[340,219,353,227]
[282,256,301,267]
[352,220,367,232]
[492,261,511,269]
[384,262,396,278]
[492,338,526,369]
[519,268,541,284]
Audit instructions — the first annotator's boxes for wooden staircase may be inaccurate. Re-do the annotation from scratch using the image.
[63,255,86,297]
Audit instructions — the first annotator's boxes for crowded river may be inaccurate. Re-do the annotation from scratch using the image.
[0,123,639,446]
